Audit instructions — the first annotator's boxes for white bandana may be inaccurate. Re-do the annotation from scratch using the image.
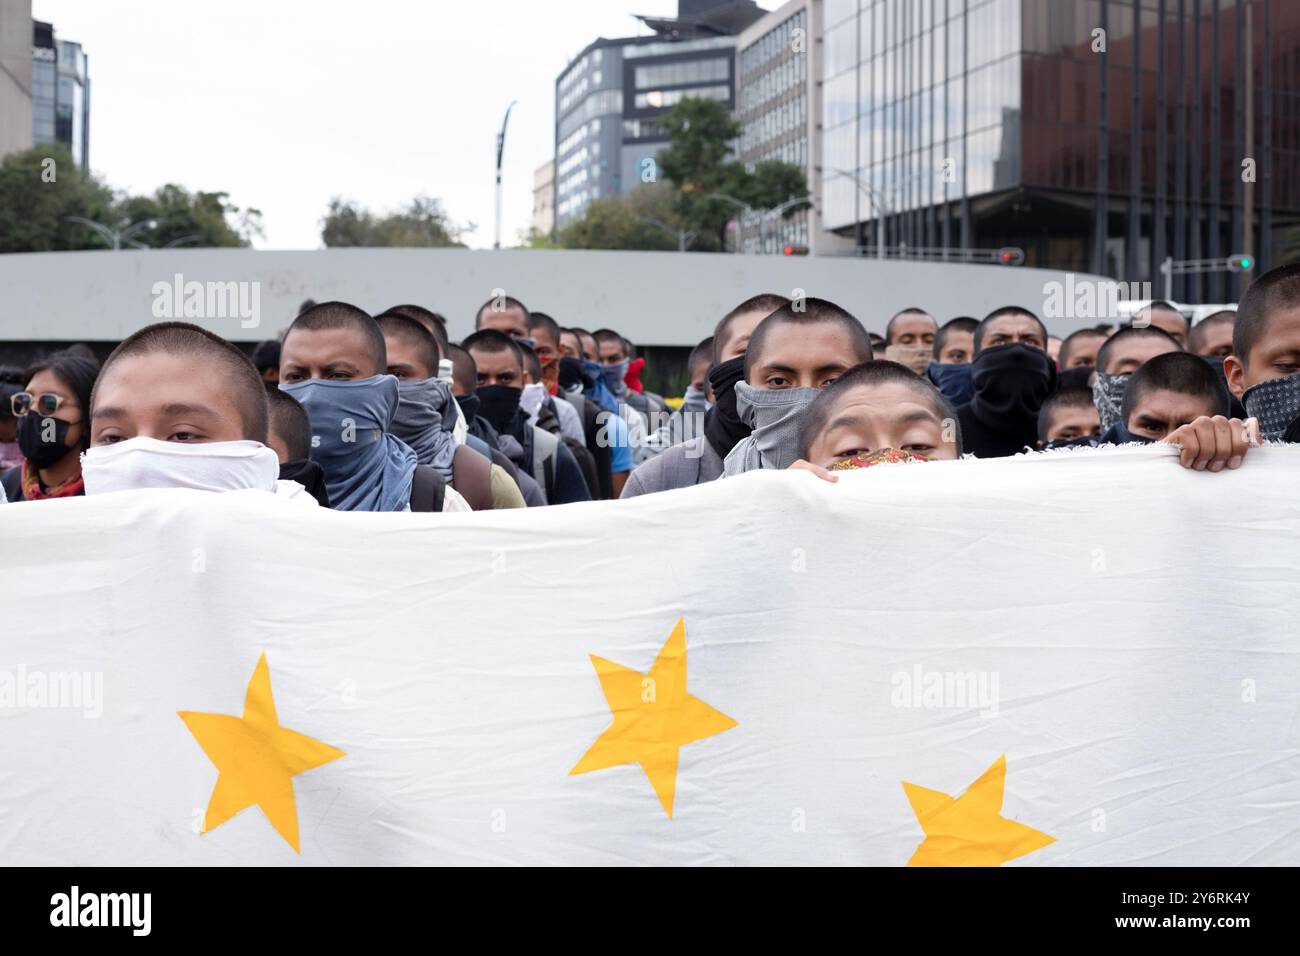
[82,437,280,496]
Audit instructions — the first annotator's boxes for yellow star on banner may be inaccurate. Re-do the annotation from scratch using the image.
[179,653,344,853]
[570,618,737,818]
[902,754,1054,866]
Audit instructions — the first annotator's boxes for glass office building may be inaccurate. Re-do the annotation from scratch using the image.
[31,20,90,170]
[737,0,812,252]
[820,0,1300,299]
[553,1,764,229]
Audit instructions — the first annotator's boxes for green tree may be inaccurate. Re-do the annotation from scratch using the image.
[557,180,714,252]
[321,196,470,247]
[0,145,115,253]
[656,97,810,250]
[114,184,262,248]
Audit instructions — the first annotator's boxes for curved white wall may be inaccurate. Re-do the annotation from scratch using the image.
[0,247,1118,345]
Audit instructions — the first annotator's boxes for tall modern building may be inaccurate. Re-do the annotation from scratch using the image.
[532,159,556,238]
[736,0,851,254]
[553,0,766,229]
[0,0,33,160]
[820,0,1300,298]
[31,18,90,169]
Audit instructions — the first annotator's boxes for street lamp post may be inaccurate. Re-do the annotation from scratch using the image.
[638,217,696,252]
[64,216,158,250]
[705,193,754,254]
[494,100,517,251]
[825,168,890,259]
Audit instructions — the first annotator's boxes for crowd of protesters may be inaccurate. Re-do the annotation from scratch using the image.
[3,261,1297,509]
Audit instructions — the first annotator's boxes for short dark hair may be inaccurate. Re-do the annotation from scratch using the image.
[287,301,387,375]
[1233,264,1300,366]
[712,293,792,363]
[265,385,312,461]
[1095,325,1180,374]
[1036,387,1096,441]
[475,295,530,327]
[462,328,524,373]
[688,337,714,375]
[376,312,441,377]
[1122,351,1231,422]
[797,360,961,459]
[93,322,268,442]
[517,341,542,382]
[378,304,448,360]
[251,339,282,375]
[22,351,99,449]
[744,298,873,379]
[1058,328,1108,368]
[885,308,936,344]
[0,365,23,421]
[447,344,477,394]
[932,316,978,359]
[1188,310,1235,354]
[527,311,562,346]
[973,306,1047,353]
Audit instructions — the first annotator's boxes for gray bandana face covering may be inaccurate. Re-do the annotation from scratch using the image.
[1243,372,1300,441]
[723,382,821,474]
[1092,372,1129,433]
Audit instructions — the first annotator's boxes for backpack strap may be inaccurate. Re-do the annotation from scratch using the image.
[451,445,494,511]
[530,427,560,497]
[409,464,446,512]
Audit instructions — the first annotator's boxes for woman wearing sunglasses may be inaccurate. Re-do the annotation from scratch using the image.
[0,352,99,503]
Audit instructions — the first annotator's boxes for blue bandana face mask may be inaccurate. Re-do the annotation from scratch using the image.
[280,375,417,512]
[601,359,630,397]
[1243,372,1300,441]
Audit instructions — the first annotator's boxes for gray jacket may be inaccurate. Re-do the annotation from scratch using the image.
[620,435,725,498]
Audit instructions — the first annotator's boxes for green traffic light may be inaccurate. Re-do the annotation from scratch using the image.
[1240,257,1253,269]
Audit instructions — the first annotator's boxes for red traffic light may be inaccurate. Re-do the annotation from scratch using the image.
[997,247,1024,266]
[782,245,808,256]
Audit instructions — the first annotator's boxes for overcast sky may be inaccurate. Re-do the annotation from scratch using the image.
[32,0,777,250]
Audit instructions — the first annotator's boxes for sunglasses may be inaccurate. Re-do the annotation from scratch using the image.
[10,392,74,417]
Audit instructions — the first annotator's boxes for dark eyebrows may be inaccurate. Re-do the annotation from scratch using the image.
[160,402,222,419]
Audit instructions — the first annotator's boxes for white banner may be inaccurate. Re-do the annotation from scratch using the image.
[1,444,1297,865]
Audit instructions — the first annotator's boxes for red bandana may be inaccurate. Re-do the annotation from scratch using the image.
[827,448,929,471]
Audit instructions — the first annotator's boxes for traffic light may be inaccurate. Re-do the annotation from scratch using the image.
[782,245,809,256]
[996,247,1024,266]
[1226,254,1255,272]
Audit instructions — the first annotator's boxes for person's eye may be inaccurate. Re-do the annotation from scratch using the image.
[281,371,300,383]
[96,433,122,445]
[820,376,841,388]
[903,443,935,455]
[836,447,870,459]
[766,376,790,388]
[169,431,203,443]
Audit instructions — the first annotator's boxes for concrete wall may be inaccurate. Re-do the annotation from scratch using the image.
[0,247,1118,347]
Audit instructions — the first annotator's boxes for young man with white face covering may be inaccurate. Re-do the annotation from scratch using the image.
[85,322,306,500]
[722,298,874,476]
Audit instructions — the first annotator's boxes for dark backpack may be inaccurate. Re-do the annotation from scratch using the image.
[409,464,447,512]
[562,390,614,499]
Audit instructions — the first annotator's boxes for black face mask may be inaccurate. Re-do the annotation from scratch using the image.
[970,343,1057,426]
[1041,435,1099,451]
[476,384,523,435]
[455,392,482,422]
[703,356,750,458]
[1056,366,1093,392]
[278,458,331,508]
[18,414,77,470]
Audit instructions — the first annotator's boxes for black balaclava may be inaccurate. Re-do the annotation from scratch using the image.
[1056,366,1093,392]
[703,356,750,459]
[476,384,524,437]
[970,343,1058,429]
